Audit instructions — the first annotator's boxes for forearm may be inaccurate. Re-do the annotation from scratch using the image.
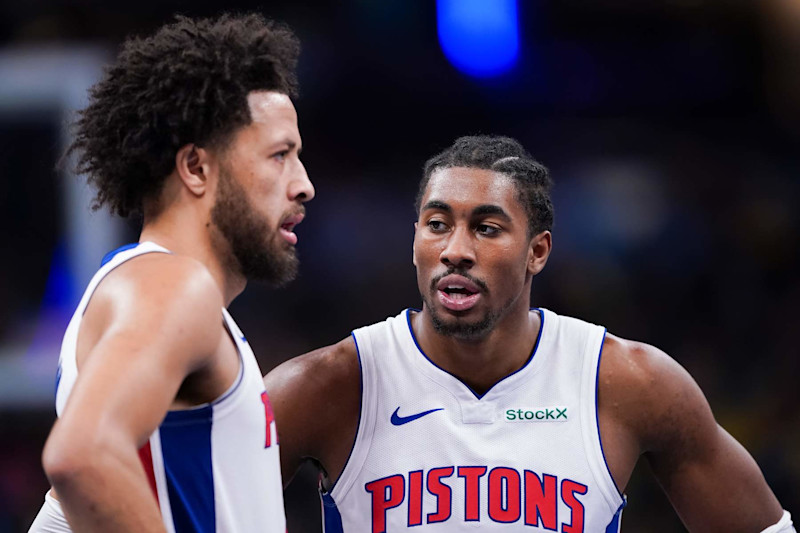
[46,445,165,532]
[650,428,784,532]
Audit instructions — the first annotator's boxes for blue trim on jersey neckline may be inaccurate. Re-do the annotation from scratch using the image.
[404,307,545,400]
[100,242,140,266]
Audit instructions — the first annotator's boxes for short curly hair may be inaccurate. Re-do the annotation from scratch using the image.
[70,13,300,217]
[415,135,554,236]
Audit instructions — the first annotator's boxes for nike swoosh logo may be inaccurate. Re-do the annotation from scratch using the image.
[390,407,444,426]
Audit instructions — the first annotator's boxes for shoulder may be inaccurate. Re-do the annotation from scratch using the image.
[87,252,225,358]
[599,333,712,453]
[264,337,361,480]
[265,336,360,402]
[98,252,221,314]
[104,251,220,299]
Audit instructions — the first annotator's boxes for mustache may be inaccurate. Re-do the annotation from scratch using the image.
[430,268,488,293]
[283,205,306,219]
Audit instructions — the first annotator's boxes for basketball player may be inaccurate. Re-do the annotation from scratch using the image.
[265,136,793,532]
[28,14,313,533]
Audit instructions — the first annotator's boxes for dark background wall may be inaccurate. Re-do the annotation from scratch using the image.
[1,1,798,531]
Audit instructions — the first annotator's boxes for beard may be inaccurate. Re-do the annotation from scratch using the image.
[421,270,503,341]
[211,168,299,287]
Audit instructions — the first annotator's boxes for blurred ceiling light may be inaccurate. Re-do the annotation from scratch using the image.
[437,0,519,78]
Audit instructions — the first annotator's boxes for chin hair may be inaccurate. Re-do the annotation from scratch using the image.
[234,242,299,287]
[423,296,498,341]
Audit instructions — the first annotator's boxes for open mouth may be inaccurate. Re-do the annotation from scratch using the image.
[279,213,305,245]
[441,285,479,299]
[436,275,482,312]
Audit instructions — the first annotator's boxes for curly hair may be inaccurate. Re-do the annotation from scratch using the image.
[70,13,300,217]
[415,135,554,236]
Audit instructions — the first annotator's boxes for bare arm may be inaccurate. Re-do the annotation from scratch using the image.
[263,336,361,488]
[42,255,224,532]
[600,335,784,532]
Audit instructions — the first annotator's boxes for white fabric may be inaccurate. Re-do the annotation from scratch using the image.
[325,308,624,531]
[761,511,795,533]
[28,491,70,533]
[31,242,285,533]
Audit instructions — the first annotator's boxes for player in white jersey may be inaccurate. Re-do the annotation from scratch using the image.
[28,14,314,533]
[265,135,793,532]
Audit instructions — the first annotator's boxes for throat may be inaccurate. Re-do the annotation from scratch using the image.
[411,308,543,397]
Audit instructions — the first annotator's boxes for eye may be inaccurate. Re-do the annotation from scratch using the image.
[272,150,289,162]
[427,219,448,232]
[476,224,500,236]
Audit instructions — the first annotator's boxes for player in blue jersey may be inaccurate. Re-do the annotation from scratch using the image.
[29,14,313,533]
[265,135,793,532]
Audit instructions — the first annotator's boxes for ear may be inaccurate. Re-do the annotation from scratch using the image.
[527,230,552,276]
[174,143,213,197]
[412,222,419,266]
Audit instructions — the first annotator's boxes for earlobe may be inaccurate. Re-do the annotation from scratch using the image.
[175,144,211,197]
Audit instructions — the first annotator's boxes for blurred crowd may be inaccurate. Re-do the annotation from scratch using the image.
[1,1,797,531]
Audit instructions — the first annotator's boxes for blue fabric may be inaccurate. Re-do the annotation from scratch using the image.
[320,492,344,533]
[605,497,627,533]
[160,406,216,532]
[100,243,140,266]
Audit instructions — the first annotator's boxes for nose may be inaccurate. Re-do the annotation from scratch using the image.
[289,160,315,203]
[440,226,475,269]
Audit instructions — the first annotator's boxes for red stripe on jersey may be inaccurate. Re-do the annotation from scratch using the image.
[138,441,159,502]
[261,391,276,448]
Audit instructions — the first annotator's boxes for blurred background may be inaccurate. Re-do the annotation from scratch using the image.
[1,0,798,531]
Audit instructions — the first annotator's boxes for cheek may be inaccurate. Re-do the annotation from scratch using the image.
[489,251,529,283]
[413,240,441,268]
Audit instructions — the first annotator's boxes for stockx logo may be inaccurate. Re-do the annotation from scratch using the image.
[505,406,568,422]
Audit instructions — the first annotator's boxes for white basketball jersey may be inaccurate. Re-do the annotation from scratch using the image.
[322,308,625,533]
[39,242,286,533]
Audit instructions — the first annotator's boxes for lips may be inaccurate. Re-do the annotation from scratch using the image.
[279,212,305,245]
[436,274,482,312]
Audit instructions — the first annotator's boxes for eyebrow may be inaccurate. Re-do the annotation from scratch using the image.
[421,200,451,212]
[274,139,301,154]
[472,204,511,220]
[421,201,511,220]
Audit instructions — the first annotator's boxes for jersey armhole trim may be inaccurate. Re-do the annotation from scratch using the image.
[325,331,367,501]
[594,329,626,502]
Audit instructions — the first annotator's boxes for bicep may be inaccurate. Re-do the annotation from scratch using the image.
[643,356,782,532]
[59,327,203,448]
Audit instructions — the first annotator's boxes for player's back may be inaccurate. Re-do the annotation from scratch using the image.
[30,242,286,533]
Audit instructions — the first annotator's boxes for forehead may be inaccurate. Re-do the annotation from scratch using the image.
[421,167,523,215]
[233,91,300,145]
[247,91,297,125]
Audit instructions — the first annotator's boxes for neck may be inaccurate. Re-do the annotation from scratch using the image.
[411,300,541,396]
[139,206,246,307]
